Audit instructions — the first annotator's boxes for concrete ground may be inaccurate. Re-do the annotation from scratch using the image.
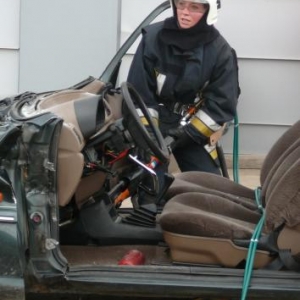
[228,168,260,189]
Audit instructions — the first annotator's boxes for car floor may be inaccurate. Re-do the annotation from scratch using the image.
[60,168,260,267]
[60,244,171,266]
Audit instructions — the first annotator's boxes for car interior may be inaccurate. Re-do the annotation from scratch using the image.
[11,77,173,266]
[13,76,300,273]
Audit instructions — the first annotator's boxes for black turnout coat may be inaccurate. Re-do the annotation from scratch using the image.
[127,20,240,144]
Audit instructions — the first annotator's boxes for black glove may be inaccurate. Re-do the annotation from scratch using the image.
[135,124,158,164]
[145,125,158,146]
[166,126,193,150]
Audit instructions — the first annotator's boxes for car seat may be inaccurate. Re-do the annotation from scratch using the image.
[34,79,117,208]
[160,120,300,270]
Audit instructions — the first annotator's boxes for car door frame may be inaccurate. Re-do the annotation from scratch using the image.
[0,169,26,300]
[99,1,170,86]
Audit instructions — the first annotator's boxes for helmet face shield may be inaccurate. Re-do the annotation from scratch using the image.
[170,0,219,25]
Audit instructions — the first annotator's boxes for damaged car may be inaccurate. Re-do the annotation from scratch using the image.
[1,2,300,300]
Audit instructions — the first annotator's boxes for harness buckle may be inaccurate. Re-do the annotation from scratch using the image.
[173,102,193,116]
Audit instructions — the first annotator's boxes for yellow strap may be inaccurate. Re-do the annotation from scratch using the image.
[208,147,218,160]
[190,117,214,138]
[204,144,218,161]
[140,117,159,127]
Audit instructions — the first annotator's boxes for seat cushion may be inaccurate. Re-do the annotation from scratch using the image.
[168,172,255,198]
[161,192,260,240]
[166,172,257,211]
[160,192,273,268]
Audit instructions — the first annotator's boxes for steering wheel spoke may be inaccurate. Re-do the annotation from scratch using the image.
[121,82,169,164]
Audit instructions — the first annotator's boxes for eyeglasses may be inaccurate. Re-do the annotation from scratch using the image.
[175,1,207,14]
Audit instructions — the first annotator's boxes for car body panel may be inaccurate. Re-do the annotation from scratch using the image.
[65,267,300,299]
[0,174,25,299]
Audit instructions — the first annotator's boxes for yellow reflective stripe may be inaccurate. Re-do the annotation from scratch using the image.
[204,144,218,160]
[140,117,148,125]
[194,109,222,132]
[210,148,218,160]
[190,117,214,138]
[140,117,159,127]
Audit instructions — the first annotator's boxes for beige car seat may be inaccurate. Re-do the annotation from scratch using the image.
[36,79,122,208]
[160,120,300,270]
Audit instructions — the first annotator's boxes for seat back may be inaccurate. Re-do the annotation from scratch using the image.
[37,88,116,207]
[264,146,300,232]
[57,122,85,206]
[260,120,300,185]
[261,137,300,199]
[260,135,300,264]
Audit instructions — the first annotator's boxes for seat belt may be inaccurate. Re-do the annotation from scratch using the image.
[279,249,300,271]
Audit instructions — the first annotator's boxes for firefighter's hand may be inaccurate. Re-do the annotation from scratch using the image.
[166,126,193,150]
[136,124,158,163]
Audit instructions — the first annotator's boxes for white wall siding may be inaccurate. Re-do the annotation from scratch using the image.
[19,0,120,93]
[217,0,300,60]
[0,50,19,98]
[0,0,20,48]
[0,0,20,98]
[236,59,300,126]
[121,0,169,53]
[218,0,300,154]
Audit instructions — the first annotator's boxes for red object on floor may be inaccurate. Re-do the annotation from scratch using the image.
[118,249,146,265]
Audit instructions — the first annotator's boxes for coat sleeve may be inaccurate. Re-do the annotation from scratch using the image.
[127,30,160,115]
[185,41,240,144]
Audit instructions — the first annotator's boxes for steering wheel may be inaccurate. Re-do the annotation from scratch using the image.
[121,82,169,164]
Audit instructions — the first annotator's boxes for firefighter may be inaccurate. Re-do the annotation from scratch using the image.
[127,0,240,175]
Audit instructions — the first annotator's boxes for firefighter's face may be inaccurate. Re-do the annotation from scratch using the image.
[175,0,208,29]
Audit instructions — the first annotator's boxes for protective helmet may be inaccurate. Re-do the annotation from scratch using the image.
[170,0,221,25]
